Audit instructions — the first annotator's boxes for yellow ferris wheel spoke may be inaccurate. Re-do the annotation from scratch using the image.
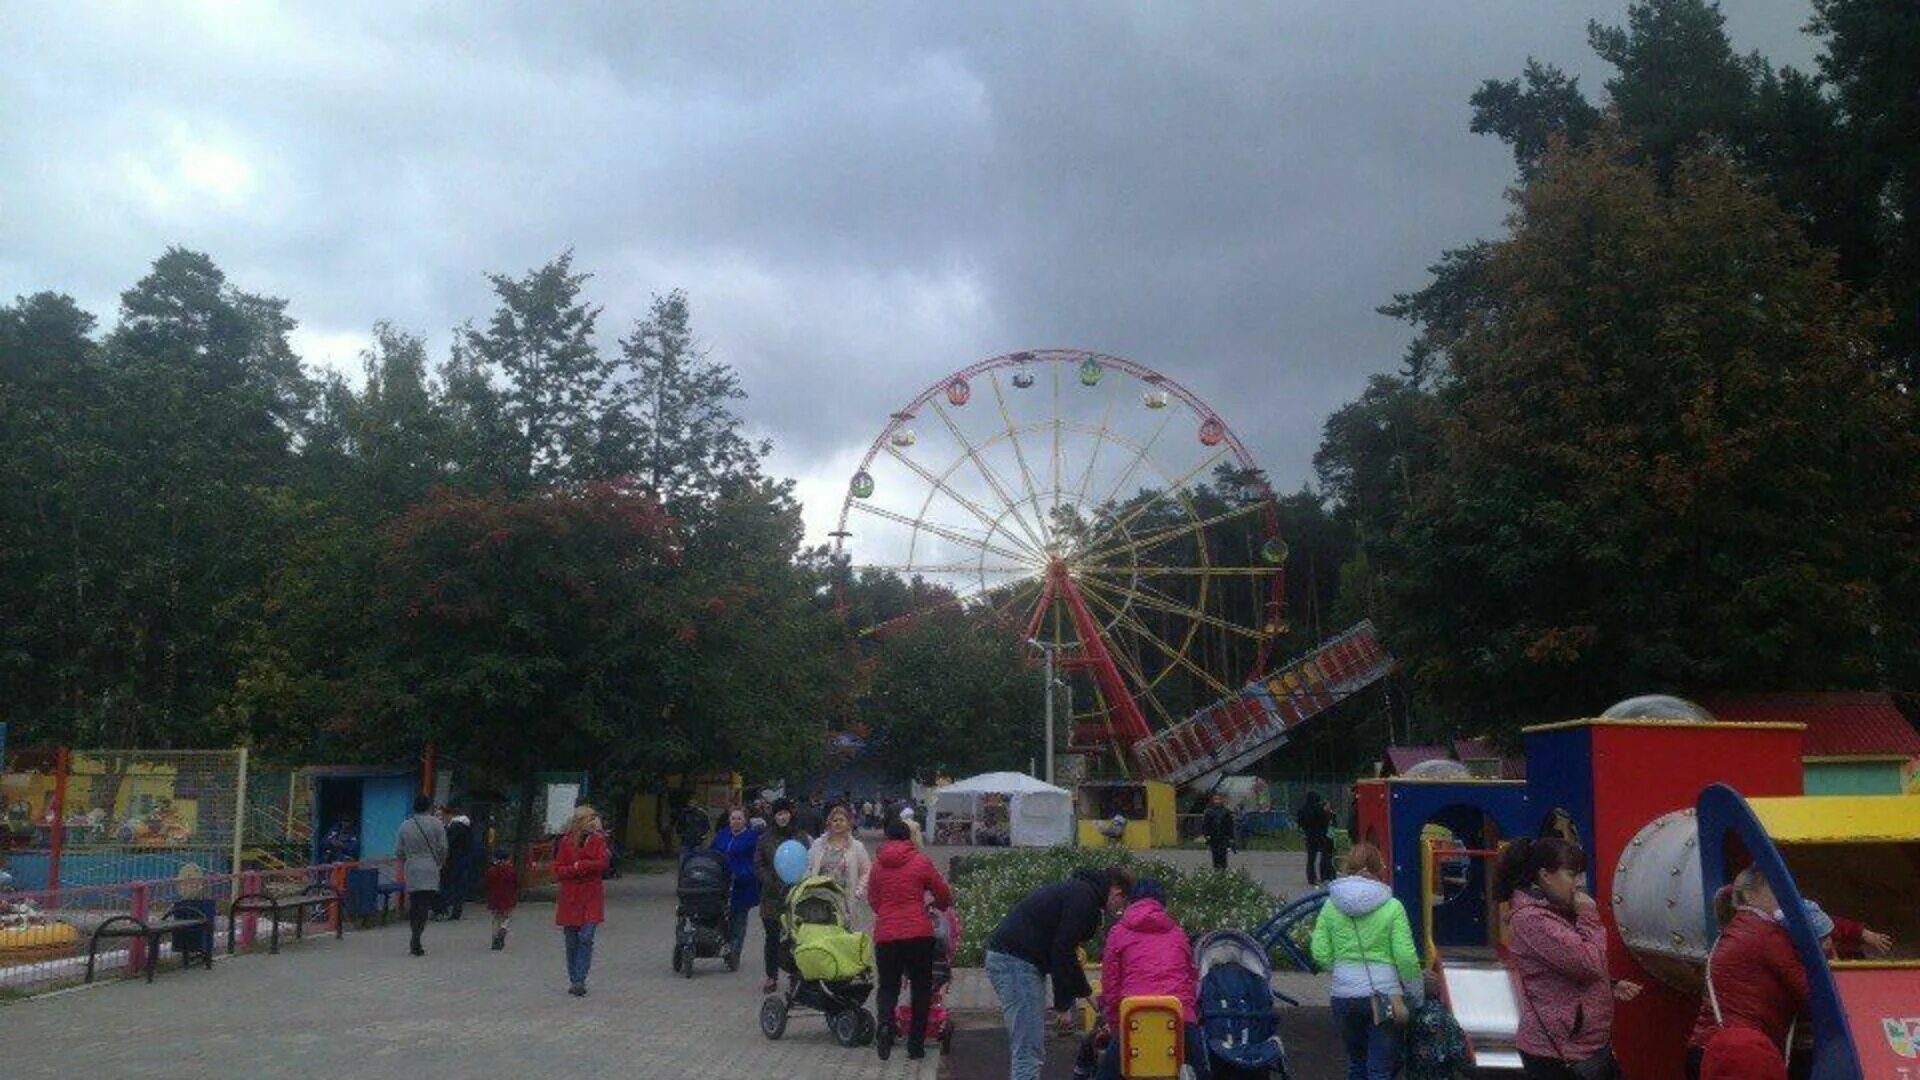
[1079,583,1236,698]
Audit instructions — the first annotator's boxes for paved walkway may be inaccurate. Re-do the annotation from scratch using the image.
[0,847,1335,1079]
[0,871,941,1080]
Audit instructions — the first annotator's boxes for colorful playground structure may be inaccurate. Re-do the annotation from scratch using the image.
[1331,708,1919,1079]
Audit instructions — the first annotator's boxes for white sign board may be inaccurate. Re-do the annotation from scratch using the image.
[544,783,580,834]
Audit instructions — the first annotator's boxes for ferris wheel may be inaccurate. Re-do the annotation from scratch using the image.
[830,349,1289,764]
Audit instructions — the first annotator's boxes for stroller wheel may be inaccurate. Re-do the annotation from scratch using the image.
[830,1007,866,1048]
[758,996,788,1040]
[671,944,684,973]
[724,946,740,972]
[679,944,694,978]
[853,1008,876,1047]
[940,1023,953,1055]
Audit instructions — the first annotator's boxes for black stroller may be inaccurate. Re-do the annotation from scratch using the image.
[671,849,735,977]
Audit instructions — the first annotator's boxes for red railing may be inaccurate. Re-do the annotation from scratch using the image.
[0,857,399,997]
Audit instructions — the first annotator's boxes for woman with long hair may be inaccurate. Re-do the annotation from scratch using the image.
[1496,837,1639,1079]
[553,804,610,996]
[1684,867,1813,1080]
[1310,843,1423,1080]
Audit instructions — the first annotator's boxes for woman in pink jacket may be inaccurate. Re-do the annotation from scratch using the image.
[1085,879,1206,1080]
[1497,837,1640,1079]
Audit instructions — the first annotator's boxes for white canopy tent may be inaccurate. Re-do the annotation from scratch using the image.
[929,771,1075,847]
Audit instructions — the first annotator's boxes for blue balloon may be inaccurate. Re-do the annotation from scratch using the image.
[775,839,809,885]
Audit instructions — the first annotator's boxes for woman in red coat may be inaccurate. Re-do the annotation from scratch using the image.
[554,804,611,996]
[1685,869,1810,1080]
[866,816,953,1061]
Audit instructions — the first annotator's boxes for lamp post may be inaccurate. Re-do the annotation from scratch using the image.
[1028,638,1061,785]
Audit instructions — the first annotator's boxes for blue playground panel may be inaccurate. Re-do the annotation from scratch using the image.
[1383,780,1532,954]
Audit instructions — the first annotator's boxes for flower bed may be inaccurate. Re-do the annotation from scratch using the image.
[947,846,1284,966]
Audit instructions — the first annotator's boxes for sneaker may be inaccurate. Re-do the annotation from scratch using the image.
[410,945,424,957]
[568,984,586,997]
[761,977,778,994]
[491,930,505,951]
[906,1043,926,1060]
[875,1019,895,1061]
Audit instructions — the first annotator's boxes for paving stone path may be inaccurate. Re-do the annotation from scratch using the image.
[0,846,1334,1079]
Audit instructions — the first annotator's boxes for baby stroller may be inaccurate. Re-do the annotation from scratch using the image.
[883,904,962,1056]
[671,849,735,976]
[759,875,876,1048]
[1196,929,1291,1079]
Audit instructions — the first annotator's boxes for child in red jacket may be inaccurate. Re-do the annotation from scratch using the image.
[481,847,518,951]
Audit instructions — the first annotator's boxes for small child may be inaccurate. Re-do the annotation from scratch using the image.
[480,847,519,950]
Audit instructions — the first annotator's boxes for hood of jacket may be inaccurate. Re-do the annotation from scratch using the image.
[1117,898,1176,935]
[876,839,919,869]
[1328,874,1393,917]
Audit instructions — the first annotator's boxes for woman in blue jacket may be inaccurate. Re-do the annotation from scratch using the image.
[711,806,761,965]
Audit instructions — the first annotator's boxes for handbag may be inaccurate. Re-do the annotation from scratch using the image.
[1344,911,1408,1028]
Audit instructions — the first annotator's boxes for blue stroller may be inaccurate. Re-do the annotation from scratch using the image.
[1195,930,1290,1079]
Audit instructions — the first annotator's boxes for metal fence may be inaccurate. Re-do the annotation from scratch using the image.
[0,857,400,998]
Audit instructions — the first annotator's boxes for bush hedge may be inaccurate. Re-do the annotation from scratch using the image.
[945,846,1285,966]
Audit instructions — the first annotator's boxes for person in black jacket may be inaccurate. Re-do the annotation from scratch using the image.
[985,866,1133,1080]
[1297,790,1334,887]
[1201,793,1236,871]
[438,801,475,919]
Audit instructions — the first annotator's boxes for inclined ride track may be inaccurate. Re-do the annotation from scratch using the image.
[830,349,1289,768]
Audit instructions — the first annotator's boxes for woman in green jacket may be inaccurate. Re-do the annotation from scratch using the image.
[1311,843,1424,1080]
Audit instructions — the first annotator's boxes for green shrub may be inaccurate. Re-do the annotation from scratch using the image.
[945,846,1285,966]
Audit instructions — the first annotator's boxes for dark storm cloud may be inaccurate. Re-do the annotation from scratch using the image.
[0,1,1820,535]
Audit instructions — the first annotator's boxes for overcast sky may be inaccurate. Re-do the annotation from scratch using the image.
[1,1,1820,540]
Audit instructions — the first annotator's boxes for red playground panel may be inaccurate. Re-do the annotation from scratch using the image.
[1523,719,1806,1080]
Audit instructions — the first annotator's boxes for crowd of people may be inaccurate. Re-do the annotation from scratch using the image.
[368,785,1894,1078]
[699,794,952,1060]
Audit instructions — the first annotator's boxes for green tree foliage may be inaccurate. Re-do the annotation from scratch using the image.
[870,611,1043,783]
[1366,137,1920,727]
[1469,0,1912,383]
[0,247,850,800]
[611,290,770,519]
[0,251,316,746]
[456,252,616,492]
[1809,0,1920,374]
[1470,61,1603,180]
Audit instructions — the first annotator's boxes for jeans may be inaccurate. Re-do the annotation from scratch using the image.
[563,923,597,987]
[1209,841,1230,870]
[876,936,935,1048]
[407,889,437,952]
[1332,995,1403,1080]
[727,906,752,957]
[1095,1023,1210,1080]
[986,950,1047,1080]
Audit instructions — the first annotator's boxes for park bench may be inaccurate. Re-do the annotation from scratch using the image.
[84,902,215,984]
[227,883,343,955]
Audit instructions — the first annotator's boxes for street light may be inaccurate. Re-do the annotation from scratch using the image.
[1026,638,1066,785]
